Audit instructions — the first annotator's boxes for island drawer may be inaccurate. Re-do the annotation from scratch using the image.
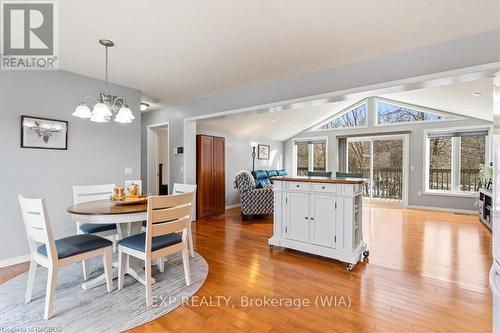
[286,182,309,192]
[312,183,337,193]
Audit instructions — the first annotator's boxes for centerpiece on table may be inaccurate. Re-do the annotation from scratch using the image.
[110,183,148,205]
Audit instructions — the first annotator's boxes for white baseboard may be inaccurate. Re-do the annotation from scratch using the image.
[406,205,477,215]
[0,254,30,268]
[225,203,241,210]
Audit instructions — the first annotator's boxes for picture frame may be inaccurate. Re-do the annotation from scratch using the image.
[257,144,270,160]
[21,116,68,150]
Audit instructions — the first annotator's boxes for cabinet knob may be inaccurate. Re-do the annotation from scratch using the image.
[310,217,314,220]
[296,184,300,188]
[322,186,325,189]
[305,217,308,220]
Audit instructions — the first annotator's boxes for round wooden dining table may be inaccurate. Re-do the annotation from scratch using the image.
[67,200,152,290]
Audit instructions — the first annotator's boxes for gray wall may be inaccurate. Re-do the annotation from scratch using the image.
[284,107,491,211]
[141,30,499,190]
[196,129,284,206]
[0,71,141,262]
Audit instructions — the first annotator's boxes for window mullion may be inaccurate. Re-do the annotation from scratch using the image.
[308,144,314,171]
[451,137,461,192]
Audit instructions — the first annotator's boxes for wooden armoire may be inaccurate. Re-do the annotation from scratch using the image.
[196,135,225,219]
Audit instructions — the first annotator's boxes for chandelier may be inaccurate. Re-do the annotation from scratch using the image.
[72,39,135,123]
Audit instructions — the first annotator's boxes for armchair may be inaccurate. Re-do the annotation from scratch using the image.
[235,171,273,220]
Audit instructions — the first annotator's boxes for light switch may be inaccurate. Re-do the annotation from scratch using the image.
[124,167,133,176]
[410,165,415,171]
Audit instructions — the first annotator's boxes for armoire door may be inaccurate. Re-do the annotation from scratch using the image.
[197,135,214,218]
[212,136,225,215]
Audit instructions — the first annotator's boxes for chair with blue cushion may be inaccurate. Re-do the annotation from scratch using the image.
[73,184,119,280]
[19,195,113,320]
[307,171,333,177]
[118,192,194,306]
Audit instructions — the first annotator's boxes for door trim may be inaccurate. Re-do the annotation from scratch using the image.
[147,122,170,195]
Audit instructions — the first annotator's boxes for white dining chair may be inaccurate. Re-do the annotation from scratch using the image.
[73,184,119,280]
[125,180,142,195]
[172,183,197,258]
[19,195,113,320]
[118,192,194,306]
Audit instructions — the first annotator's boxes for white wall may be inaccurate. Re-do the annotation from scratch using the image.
[196,129,284,207]
[0,71,141,263]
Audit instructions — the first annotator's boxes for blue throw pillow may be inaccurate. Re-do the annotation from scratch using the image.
[277,169,288,176]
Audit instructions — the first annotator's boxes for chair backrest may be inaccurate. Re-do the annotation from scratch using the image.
[336,172,364,179]
[145,192,195,254]
[125,180,142,195]
[235,171,256,193]
[72,184,115,204]
[173,183,197,221]
[18,195,57,262]
[307,171,333,177]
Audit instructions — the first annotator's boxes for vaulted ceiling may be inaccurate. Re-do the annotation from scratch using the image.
[196,79,493,141]
[58,1,499,106]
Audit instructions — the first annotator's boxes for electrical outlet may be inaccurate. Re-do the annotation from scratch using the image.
[417,190,422,196]
[410,165,415,171]
[124,167,133,176]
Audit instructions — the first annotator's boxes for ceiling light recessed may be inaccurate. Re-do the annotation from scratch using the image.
[271,118,276,122]
[472,92,482,97]
[140,102,150,111]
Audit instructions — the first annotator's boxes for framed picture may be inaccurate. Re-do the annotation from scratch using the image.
[258,144,270,160]
[21,116,68,150]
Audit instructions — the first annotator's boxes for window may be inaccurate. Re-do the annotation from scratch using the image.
[294,139,328,176]
[377,100,446,125]
[425,129,488,195]
[315,103,367,130]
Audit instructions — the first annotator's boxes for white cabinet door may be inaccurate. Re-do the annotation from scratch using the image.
[286,192,309,242]
[310,193,336,248]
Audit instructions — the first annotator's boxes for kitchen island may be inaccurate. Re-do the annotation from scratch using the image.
[269,176,369,271]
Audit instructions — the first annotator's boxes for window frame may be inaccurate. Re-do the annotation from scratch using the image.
[423,126,490,197]
[292,136,329,176]
[311,100,369,132]
[374,98,456,127]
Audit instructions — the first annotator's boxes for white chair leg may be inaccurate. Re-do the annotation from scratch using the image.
[25,260,37,303]
[188,222,195,258]
[145,258,153,306]
[103,247,113,292]
[44,267,57,320]
[157,257,165,273]
[118,247,126,290]
[82,260,90,281]
[182,247,191,286]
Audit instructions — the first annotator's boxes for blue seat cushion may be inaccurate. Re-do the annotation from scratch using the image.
[118,232,182,252]
[37,234,112,259]
[79,223,116,234]
[277,169,288,176]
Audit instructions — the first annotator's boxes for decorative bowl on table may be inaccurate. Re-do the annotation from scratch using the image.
[110,194,148,206]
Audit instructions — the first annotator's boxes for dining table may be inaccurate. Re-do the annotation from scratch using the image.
[67,199,154,290]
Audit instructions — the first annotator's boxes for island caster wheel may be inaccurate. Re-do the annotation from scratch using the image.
[363,250,370,257]
[269,245,274,253]
[346,264,354,272]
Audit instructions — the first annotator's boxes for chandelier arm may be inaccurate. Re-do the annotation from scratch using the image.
[112,96,127,109]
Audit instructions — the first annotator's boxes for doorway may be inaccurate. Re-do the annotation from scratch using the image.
[346,134,409,205]
[147,122,170,195]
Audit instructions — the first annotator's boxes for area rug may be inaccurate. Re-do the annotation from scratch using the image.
[0,252,208,332]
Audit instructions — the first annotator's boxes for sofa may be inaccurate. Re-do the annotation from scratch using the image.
[251,169,288,188]
[234,171,274,220]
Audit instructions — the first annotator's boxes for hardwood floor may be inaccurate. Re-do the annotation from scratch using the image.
[1,206,492,332]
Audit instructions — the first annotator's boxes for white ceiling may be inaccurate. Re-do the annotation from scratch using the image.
[196,79,493,141]
[58,1,500,106]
